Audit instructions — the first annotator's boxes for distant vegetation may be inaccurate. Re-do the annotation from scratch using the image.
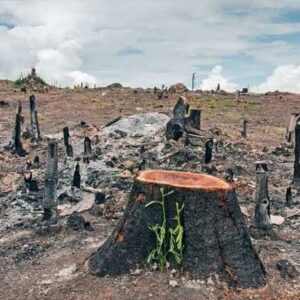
[15,76,47,87]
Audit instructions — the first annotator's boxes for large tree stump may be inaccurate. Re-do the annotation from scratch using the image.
[88,170,265,288]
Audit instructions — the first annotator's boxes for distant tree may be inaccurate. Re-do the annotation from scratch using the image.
[192,72,196,91]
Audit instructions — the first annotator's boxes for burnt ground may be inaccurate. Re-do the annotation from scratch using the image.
[0,81,300,299]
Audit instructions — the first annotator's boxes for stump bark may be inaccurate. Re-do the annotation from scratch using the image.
[63,127,73,157]
[88,170,265,288]
[29,95,41,142]
[254,162,271,229]
[293,121,300,183]
[42,139,58,221]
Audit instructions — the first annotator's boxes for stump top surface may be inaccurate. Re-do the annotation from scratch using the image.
[137,170,231,191]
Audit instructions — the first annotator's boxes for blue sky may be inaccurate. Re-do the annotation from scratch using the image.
[1,0,300,92]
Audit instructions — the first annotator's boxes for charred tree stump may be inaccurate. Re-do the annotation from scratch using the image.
[286,186,292,208]
[204,139,213,163]
[166,96,188,141]
[29,95,41,142]
[10,101,27,156]
[166,118,184,141]
[166,97,204,141]
[186,109,201,130]
[72,163,81,188]
[63,127,73,157]
[241,119,248,138]
[235,90,240,102]
[293,121,300,183]
[286,113,299,143]
[24,170,39,192]
[215,140,224,154]
[42,139,58,222]
[88,170,265,288]
[254,162,271,230]
[83,137,92,163]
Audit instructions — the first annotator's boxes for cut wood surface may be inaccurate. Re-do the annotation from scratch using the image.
[89,170,266,288]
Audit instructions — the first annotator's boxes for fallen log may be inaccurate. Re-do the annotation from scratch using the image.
[88,170,266,288]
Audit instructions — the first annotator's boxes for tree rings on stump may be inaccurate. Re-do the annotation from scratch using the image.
[88,170,265,288]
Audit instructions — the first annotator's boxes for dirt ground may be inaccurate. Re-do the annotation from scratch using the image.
[0,82,300,299]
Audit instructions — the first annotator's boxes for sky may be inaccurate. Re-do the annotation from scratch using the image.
[1,1,300,92]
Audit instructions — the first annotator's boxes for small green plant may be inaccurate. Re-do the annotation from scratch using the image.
[146,188,184,271]
[169,202,184,264]
[146,188,173,271]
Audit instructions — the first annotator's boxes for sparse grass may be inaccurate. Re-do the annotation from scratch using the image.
[14,75,47,87]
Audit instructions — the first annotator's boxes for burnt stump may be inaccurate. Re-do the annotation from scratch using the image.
[88,170,265,288]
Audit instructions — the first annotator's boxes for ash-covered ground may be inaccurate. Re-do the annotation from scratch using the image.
[0,83,300,299]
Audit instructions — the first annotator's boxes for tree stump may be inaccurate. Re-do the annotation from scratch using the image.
[88,170,265,288]
[254,162,271,230]
[42,139,58,221]
[293,121,300,183]
[29,95,41,142]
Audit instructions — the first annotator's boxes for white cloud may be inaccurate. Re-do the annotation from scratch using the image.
[253,65,300,93]
[200,65,238,92]
[66,71,98,86]
[0,1,300,89]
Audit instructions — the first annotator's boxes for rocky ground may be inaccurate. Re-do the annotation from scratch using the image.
[0,81,300,299]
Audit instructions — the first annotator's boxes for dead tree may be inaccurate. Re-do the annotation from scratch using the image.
[166,97,203,140]
[88,170,266,288]
[63,127,73,157]
[10,101,26,156]
[286,113,299,143]
[42,139,58,221]
[24,170,39,192]
[215,140,224,154]
[29,95,41,142]
[72,163,81,188]
[293,121,300,183]
[235,90,240,101]
[191,72,196,91]
[286,186,292,208]
[254,162,271,230]
[241,119,248,138]
[204,139,213,163]
[186,109,201,130]
[83,137,92,163]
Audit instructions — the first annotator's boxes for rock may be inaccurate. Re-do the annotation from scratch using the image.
[114,129,127,138]
[270,215,285,225]
[90,204,103,217]
[0,100,9,107]
[122,160,135,171]
[169,280,179,288]
[169,83,188,93]
[60,196,94,217]
[105,160,115,168]
[67,213,86,230]
[240,206,251,218]
[94,192,106,204]
[56,264,78,281]
[121,170,133,179]
[276,260,299,279]
[67,213,93,231]
[107,82,123,88]
[130,268,142,276]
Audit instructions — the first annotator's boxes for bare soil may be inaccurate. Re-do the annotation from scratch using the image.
[0,82,300,299]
